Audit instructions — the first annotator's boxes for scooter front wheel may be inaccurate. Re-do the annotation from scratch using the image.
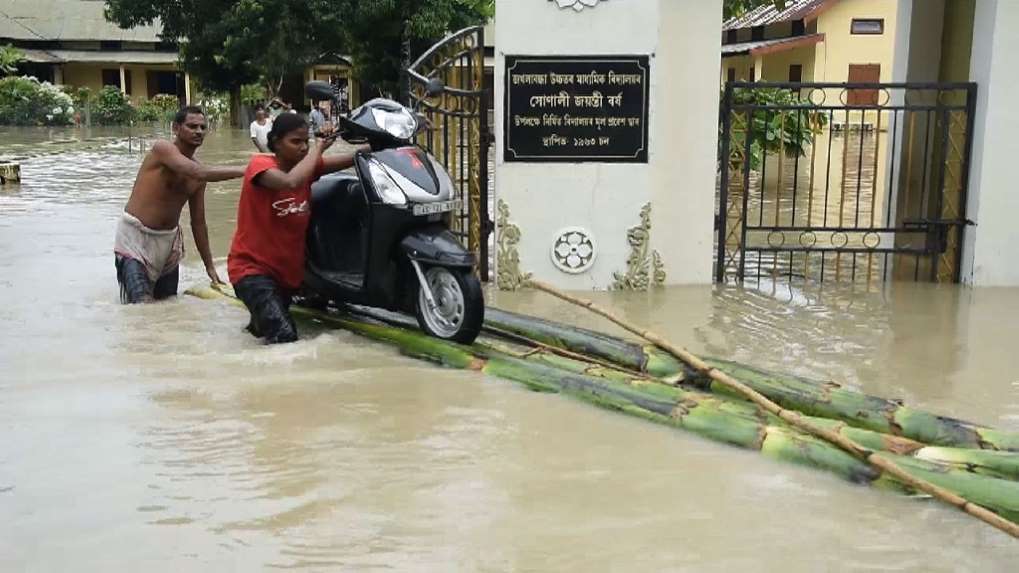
[415,266,484,344]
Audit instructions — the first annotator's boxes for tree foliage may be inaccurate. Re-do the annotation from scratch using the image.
[104,0,330,97]
[103,0,492,116]
[723,87,827,171]
[723,0,786,21]
[329,0,493,97]
[91,86,136,125]
[0,44,24,77]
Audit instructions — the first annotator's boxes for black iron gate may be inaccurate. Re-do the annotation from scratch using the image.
[716,81,976,284]
[406,26,492,280]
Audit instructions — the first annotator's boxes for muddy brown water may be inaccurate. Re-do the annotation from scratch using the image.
[2,126,1018,571]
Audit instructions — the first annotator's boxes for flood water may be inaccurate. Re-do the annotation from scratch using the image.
[2,126,1019,570]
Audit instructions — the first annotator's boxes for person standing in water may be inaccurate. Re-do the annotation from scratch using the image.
[115,106,246,304]
[228,113,364,344]
[249,104,272,153]
[308,100,328,137]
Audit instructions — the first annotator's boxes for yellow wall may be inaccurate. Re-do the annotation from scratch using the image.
[59,62,182,103]
[720,0,893,87]
[759,44,816,82]
[814,0,898,82]
[720,55,754,84]
[61,63,104,93]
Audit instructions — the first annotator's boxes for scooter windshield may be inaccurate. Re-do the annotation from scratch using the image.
[374,147,440,197]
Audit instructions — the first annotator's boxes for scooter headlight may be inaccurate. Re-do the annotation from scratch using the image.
[368,161,407,205]
[371,108,417,140]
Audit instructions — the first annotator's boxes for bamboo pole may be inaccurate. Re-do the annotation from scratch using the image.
[486,307,1019,450]
[524,279,1019,540]
[188,285,1019,521]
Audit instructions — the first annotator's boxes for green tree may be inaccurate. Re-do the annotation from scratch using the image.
[104,0,331,126]
[103,0,490,125]
[330,0,493,98]
[0,44,24,76]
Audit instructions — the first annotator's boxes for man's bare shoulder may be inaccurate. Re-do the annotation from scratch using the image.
[148,139,180,158]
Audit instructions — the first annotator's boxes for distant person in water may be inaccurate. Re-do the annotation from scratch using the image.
[114,106,246,304]
[308,100,328,137]
[228,113,365,344]
[249,104,272,153]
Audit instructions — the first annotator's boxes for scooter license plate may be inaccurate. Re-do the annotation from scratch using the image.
[413,200,461,216]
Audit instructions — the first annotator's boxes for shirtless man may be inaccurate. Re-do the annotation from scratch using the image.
[114,106,246,303]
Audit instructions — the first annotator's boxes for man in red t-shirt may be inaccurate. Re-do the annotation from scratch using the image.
[228,113,363,344]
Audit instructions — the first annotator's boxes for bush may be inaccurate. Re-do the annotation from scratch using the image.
[135,93,180,122]
[722,87,828,171]
[92,85,135,125]
[61,85,92,110]
[240,82,266,105]
[0,76,74,126]
[195,91,229,126]
[1,44,24,76]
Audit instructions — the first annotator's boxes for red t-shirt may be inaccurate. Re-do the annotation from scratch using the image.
[228,154,324,291]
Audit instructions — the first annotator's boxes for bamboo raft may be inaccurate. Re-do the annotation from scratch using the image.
[187,284,1019,538]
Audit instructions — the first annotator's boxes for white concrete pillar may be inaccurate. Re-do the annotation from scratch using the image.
[752,55,763,81]
[962,0,1019,285]
[119,64,127,95]
[53,65,63,85]
[493,0,721,289]
[184,71,192,104]
[651,0,722,284]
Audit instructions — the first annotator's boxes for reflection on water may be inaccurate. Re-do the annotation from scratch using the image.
[720,108,963,285]
[721,128,899,283]
[2,127,1019,570]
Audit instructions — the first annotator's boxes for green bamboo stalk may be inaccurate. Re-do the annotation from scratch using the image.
[188,285,1019,523]
[485,308,686,378]
[473,352,1019,523]
[913,447,1019,481]
[478,339,1019,479]
[521,278,1019,537]
[699,359,1019,452]
[486,308,1019,452]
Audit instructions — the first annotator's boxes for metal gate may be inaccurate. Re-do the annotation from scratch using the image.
[716,81,976,284]
[406,26,492,280]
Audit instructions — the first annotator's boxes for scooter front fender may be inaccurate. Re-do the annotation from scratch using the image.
[400,226,476,268]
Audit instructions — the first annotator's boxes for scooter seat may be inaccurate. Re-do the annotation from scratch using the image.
[311,172,361,209]
[307,172,368,280]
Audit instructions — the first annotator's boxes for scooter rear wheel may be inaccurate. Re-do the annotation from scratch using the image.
[415,266,484,344]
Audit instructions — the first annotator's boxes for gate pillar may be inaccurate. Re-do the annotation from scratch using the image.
[493,0,721,290]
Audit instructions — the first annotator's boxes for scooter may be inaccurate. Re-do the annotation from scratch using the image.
[300,80,485,343]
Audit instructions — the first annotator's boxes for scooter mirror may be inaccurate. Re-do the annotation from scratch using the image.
[414,112,431,134]
[305,81,334,101]
[425,78,445,97]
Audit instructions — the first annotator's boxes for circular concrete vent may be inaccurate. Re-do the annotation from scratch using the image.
[551,227,597,274]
